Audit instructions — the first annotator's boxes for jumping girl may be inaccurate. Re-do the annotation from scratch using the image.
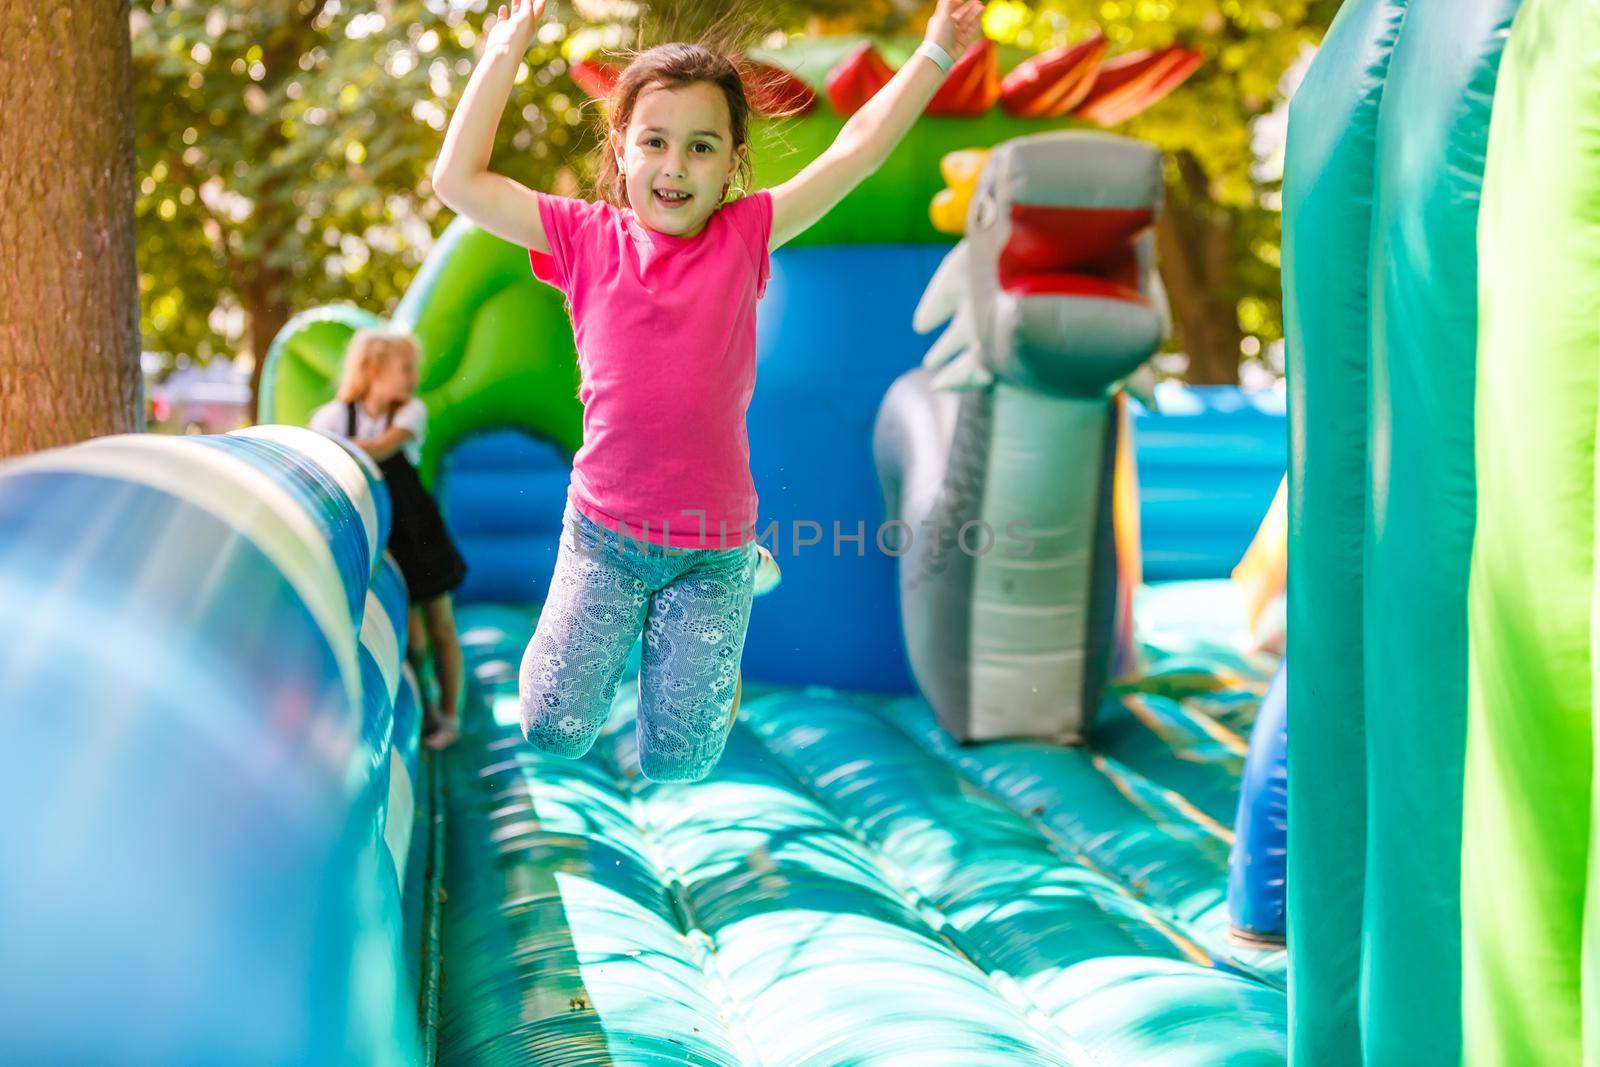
[432,0,984,780]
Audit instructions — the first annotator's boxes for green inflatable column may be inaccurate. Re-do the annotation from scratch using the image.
[1281,0,1407,1062]
[258,220,584,487]
[1466,1,1600,1061]
[1363,0,1519,1061]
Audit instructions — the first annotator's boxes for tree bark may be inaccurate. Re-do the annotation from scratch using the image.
[245,262,293,417]
[1155,152,1243,386]
[0,3,142,456]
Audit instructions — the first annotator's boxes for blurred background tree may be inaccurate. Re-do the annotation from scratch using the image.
[2,0,140,455]
[133,0,582,409]
[976,0,1339,384]
[131,0,1334,408]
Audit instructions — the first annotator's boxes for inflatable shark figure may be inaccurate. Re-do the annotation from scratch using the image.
[875,130,1168,743]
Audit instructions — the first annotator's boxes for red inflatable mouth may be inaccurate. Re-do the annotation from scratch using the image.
[998,203,1154,303]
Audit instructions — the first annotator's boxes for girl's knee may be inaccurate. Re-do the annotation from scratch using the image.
[518,690,603,757]
[635,703,730,782]
[517,650,611,759]
[638,749,717,783]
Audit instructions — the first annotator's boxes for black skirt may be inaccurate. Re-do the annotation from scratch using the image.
[380,450,468,604]
[342,402,467,604]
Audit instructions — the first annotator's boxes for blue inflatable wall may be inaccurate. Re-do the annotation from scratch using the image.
[0,430,422,1066]
[1132,385,1286,582]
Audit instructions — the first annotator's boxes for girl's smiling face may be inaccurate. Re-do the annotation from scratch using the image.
[611,80,744,239]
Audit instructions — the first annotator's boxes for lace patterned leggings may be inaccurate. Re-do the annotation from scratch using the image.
[518,501,759,782]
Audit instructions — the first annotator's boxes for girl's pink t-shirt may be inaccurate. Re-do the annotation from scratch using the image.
[529,190,773,549]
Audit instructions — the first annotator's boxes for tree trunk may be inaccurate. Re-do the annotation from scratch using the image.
[1155,152,1243,386]
[0,3,142,457]
[245,262,293,422]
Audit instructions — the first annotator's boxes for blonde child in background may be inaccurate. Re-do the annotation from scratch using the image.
[432,0,984,781]
[310,328,469,750]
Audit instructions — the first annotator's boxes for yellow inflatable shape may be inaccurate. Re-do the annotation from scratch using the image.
[929,147,993,234]
[1232,474,1288,652]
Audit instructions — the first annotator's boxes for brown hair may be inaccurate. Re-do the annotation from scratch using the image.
[592,43,753,209]
[336,328,420,404]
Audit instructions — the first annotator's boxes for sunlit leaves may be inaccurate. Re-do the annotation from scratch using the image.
[980,0,1336,356]
[132,0,1331,378]
[132,0,596,369]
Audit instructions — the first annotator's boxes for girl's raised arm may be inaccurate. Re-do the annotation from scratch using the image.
[432,0,552,251]
[767,0,985,251]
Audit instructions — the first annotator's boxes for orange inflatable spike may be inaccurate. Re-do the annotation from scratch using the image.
[1087,46,1203,125]
[1073,47,1174,123]
[1076,46,1197,126]
[568,58,622,100]
[1132,46,1203,113]
[926,38,1001,117]
[742,60,818,117]
[825,41,896,116]
[999,36,1108,118]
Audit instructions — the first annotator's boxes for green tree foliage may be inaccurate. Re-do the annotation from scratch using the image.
[132,0,1333,395]
[982,0,1337,382]
[132,0,607,400]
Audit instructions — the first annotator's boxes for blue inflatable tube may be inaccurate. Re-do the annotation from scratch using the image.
[0,429,419,1066]
[1229,664,1288,944]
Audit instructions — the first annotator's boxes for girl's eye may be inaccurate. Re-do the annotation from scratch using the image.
[644,138,664,148]
[693,143,711,153]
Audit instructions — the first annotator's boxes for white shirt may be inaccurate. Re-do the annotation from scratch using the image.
[309,397,427,467]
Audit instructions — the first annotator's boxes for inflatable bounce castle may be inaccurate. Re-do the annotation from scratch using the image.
[0,28,1298,1065]
[19,2,1592,1058]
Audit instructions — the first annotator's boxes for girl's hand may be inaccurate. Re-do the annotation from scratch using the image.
[485,0,546,57]
[926,0,986,60]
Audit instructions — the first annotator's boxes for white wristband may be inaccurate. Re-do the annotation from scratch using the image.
[916,40,955,75]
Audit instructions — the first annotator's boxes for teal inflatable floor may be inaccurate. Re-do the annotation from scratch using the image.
[436,581,1286,1065]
